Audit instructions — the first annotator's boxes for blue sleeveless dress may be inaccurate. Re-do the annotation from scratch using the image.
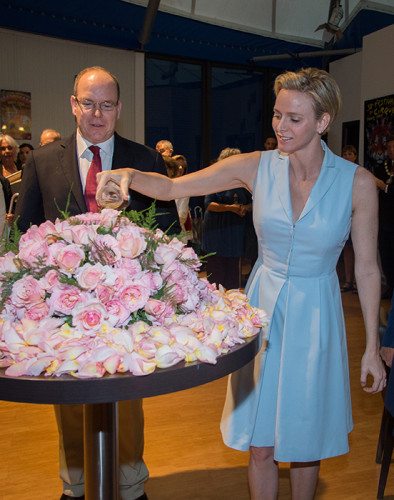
[221,142,357,462]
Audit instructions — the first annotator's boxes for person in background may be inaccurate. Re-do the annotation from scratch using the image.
[155,139,173,157]
[201,147,253,290]
[0,134,19,178]
[165,154,192,242]
[97,67,386,500]
[264,135,277,151]
[0,135,21,209]
[340,145,358,293]
[15,65,179,500]
[39,128,61,147]
[380,295,394,418]
[374,135,394,299]
[16,143,34,170]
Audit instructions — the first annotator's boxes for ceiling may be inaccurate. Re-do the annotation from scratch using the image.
[1,0,393,69]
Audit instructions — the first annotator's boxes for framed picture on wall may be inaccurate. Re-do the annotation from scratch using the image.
[364,94,394,172]
[0,89,32,140]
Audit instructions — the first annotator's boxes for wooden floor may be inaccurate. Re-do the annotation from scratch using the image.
[0,292,393,500]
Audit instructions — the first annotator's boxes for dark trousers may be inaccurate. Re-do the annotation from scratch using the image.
[379,228,394,292]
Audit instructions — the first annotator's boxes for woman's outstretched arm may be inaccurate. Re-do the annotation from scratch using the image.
[96,151,261,203]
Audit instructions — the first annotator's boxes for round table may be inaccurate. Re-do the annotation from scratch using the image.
[0,334,261,500]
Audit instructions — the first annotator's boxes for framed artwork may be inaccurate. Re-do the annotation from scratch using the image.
[0,90,31,140]
[364,94,394,171]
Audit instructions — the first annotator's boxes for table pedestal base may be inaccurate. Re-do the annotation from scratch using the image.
[84,402,119,500]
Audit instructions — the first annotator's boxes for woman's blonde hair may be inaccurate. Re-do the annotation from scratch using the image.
[274,68,341,129]
[218,147,241,161]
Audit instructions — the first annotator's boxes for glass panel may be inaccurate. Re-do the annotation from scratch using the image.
[145,58,202,173]
[211,67,264,159]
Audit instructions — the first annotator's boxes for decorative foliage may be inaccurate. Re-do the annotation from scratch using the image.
[0,209,267,378]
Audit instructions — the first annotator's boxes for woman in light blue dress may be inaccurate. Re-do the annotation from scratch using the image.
[98,68,386,499]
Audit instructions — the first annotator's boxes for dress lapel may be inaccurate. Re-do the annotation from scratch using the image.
[297,142,339,223]
[273,152,293,224]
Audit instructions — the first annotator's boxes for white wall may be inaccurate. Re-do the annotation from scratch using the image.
[0,28,145,147]
[327,51,362,156]
[329,23,394,162]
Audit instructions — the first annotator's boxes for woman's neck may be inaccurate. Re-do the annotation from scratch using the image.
[2,160,17,176]
[289,142,325,181]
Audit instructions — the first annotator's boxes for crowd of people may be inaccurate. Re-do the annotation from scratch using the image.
[1,64,393,500]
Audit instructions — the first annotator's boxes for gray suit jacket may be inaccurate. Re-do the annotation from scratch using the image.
[15,132,180,233]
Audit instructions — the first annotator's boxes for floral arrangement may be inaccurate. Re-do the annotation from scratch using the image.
[0,209,267,378]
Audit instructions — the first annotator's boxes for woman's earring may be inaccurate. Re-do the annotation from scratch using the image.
[317,130,323,135]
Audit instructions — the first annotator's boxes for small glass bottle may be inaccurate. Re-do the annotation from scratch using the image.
[96,179,130,210]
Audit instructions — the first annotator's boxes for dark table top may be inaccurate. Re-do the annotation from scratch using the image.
[0,334,262,405]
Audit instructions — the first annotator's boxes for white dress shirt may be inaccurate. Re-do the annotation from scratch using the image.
[75,130,115,192]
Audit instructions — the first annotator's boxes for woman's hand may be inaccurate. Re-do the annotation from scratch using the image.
[96,169,133,204]
[231,204,247,216]
[361,349,387,393]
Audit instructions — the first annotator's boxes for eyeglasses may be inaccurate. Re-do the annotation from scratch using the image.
[0,145,13,151]
[74,97,118,112]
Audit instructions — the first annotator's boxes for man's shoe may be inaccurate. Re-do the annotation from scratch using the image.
[60,495,84,500]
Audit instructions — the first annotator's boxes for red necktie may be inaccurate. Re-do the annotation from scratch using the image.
[85,145,102,213]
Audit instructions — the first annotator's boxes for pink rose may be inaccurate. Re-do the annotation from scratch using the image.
[70,225,97,245]
[99,209,121,227]
[51,243,85,273]
[162,260,189,281]
[11,275,45,308]
[0,252,18,276]
[168,237,184,251]
[179,246,201,270]
[114,257,142,276]
[116,226,147,258]
[18,238,51,267]
[48,285,90,315]
[72,300,108,333]
[105,299,131,326]
[24,301,50,321]
[170,282,188,304]
[69,212,103,225]
[96,284,114,304]
[39,269,59,292]
[111,268,130,293]
[28,220,59,244]
[89,234,121,265]
[137,271,163,291]
[144,299,175,324]
[77,263,106,290]
[119,281,150,313]
[153,243,179,266]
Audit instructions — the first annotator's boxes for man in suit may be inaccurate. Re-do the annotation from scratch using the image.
[381,296,394,416]
[15,66,179,500]
[374,135,394,299]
